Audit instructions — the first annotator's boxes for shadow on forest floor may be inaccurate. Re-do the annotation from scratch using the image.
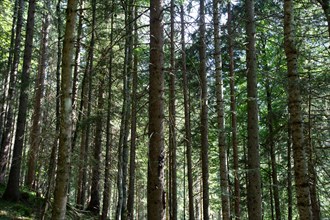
[0,184,40,220]
[0,184,99,220]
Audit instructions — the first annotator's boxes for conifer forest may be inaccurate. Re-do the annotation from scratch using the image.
[0,0,329,219]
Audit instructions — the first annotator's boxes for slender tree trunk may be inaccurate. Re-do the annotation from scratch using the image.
[101,9,114,220]
[71,0,83,110]
[307,72,320,220]
[86,0,102,214]
[40,2,62,218]
[199,0,209,218]
[0,0,18,151]
[147,0,165,218]
[25,8,49,189]
[287,125,293,220]
[214,1,230,219]
[284,0,312,219]
[116,1,133,218]
[169,0,177,219]
[51,0,77,218]
[2,0,36,201]
[180,4,194,220]
[245,0,262,219]
[126,5,138,220]
[227,3,241,220]
[0,0,24,185]
[76,1,94,207]
[265,78,281,220]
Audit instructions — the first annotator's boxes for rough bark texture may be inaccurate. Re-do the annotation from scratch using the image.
[287,126,293,220]
[266,78,281,220]
[101,9,114,220]
[245,0,262,219]
[86,0,101,214]
[147,0,165,218]
[180,5,195,220]
[227,3,240,219]
[283,0,312,219]
[26,10,49,189]
[51,0,77,218]
[2,0,36,202]
[126,6,138,220]
[0,0,18,172]
[307,74,321,220]
[0,0,24,185]
[214,1,230,219]
[40,2,62,218]
[199,0,209,218]
[169,0,177,219]
[116,1,133,218]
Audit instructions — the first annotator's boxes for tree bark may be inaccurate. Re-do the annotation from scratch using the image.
[245,0,262,219]
[180,4,195,220]
[214,1,230,219]
[169,0,177,219]
[307,72,321,220]
[25,8,49,189]
[0,0,24,185]
[86,0,101,214]
[40,2,62,218]
[287,126,293,220]
[0,0,18,159]
[51,0,77,218]
[199,0,209,218]
[116,1,133,218]
[266,77,281,220]
[147,0,165,218]
[101,6,114,220]
[227,3,240,219]
[2,0,36,202]
[283,0,312,219]
[126,5,138,220]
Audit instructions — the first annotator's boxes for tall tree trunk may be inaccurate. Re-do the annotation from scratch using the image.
[180,4,194,220]
[51,0,77,218]
[101,8,114,220]
[266,77,281,220]
[2,0,36,202]
[76,1,94,207]
[0,0,24,185]
[86,0,102,214]
[199,0,209,218]
[287,126,293,220]
[227,3,240,219]
[169,0,177,219]
[25,8,50,189]
[116,1,133,218]
[245,0,262,219]
[283,0,312,219]
[147,0,165,218]
[40,1,62,218]
[307,70,320,219]
[126,5,138,220]
[0,0,18,152]
[214,1,230,219]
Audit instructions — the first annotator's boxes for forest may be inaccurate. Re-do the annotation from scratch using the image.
[0,0,329,219]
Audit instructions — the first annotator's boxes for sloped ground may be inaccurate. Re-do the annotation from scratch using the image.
[0,185,39,220]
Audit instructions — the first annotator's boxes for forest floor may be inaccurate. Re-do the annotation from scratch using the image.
[0,184,40,219]
[0,184,98,219]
